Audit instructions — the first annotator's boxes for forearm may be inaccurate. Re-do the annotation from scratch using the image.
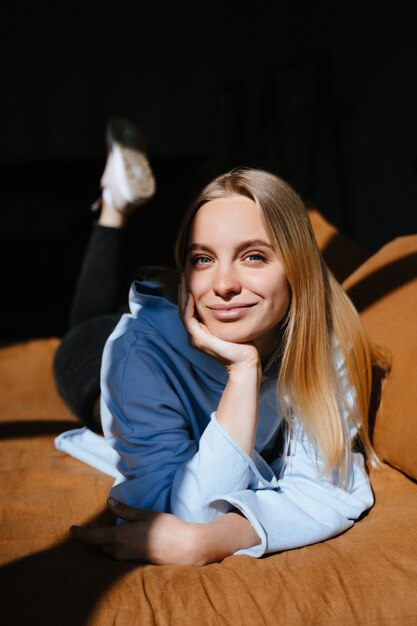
[171,363,261,521]
[193,511,262,566]
[216,364,261,455]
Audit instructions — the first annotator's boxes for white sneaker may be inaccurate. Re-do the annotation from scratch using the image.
[99,117,156,213]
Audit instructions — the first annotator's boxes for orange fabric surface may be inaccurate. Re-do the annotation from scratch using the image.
[307,209,372,282]
[1,224,417,625]
[0,339,416,625]
[343,235,417,480]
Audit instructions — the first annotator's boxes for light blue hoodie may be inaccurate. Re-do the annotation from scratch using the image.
[100,280,374,558]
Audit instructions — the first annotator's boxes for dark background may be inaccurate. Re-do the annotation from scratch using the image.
[1,3,416,343]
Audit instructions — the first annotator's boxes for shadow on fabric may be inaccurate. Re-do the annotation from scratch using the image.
[1,246,416,626]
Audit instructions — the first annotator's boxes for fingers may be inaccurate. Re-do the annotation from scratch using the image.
[180,289,200,338]
[70,500,156,546]
[70,513,154,563]
[178,274,189,316]
[100,545,117,558]
[177,278,232,362]
[182,290,196,324]
[70,524,115,547]
[71,511,191,565]
[107,497,156,522]
[70,523,138,562]
[178,274,198,325]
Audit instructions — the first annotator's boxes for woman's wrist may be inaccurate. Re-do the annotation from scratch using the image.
[226,359,262,384]
[191,512,262,566]
[216,359,261,455]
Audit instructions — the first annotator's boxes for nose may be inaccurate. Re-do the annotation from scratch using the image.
[212,263,242,298]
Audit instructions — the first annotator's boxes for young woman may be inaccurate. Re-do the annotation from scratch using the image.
[63,120,390,566]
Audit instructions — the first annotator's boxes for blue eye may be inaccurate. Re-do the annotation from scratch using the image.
[246,253,265,262]
[192,256,212,266]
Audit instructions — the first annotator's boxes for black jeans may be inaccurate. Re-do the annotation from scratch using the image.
[53,224,126,430]
[53,222,179,430]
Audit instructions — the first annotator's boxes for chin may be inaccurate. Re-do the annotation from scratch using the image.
[207,322,255,344]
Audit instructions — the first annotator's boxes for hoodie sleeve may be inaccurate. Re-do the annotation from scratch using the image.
[170,349,374,557]
[170,412,373,557]
[100,334,199,513]
[101,326,262,515]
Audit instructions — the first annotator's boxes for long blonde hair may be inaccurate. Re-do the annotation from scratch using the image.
[175,167,391,485]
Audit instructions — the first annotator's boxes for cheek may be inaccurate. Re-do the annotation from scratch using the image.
[185,270,205,299]
[185,271,211,321]
[278,276,291,303]
[267,275,291,317]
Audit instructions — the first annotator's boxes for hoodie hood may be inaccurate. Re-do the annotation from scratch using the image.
[127,279,280,384]
[127,280,229,385]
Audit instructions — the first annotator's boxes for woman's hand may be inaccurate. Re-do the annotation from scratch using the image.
[179,277,261,375]
[70,497,202,566]
[179,276,262,455]
[71,498,261,565]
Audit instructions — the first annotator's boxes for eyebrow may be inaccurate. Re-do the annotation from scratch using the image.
[187,239,275,255]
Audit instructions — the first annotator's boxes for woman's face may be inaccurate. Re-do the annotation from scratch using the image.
[184,195,290,360]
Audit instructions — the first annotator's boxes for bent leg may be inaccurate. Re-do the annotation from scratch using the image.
[53,314,120,432]
[56,117,157,426]
[69,222,126,328]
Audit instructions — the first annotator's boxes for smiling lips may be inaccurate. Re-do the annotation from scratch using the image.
[207,303,256,321]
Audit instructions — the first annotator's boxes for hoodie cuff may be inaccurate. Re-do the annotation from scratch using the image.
[208,492,268,558]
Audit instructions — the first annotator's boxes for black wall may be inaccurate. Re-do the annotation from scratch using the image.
[1,3,416,342]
